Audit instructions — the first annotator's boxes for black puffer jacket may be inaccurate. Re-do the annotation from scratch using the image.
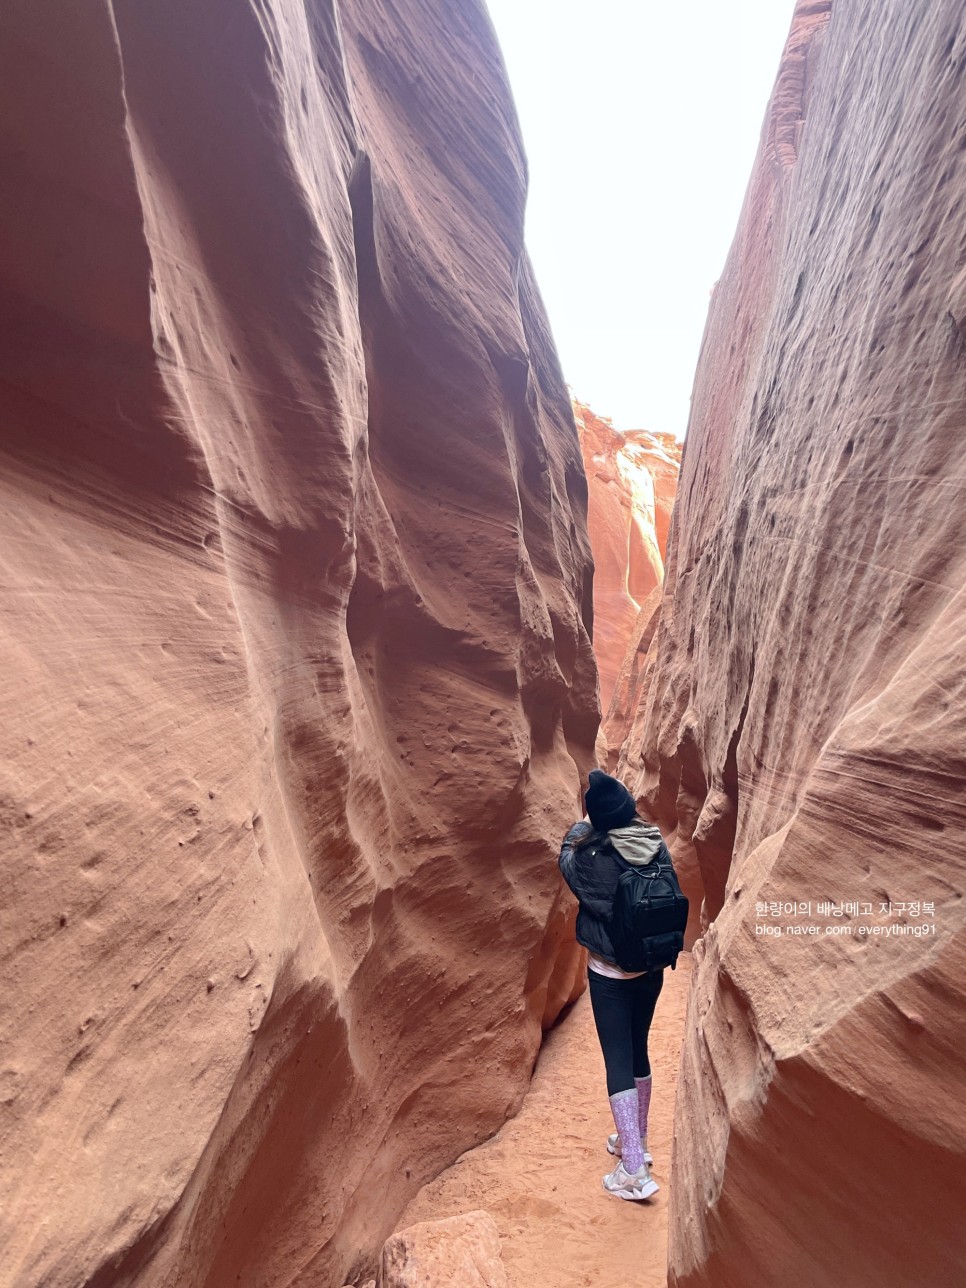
[558,820,670,962]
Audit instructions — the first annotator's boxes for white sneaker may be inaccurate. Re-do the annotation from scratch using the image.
[602,1159,660,1201]
[607,1132,653,1166]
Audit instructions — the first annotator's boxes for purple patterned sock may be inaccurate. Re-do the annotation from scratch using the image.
[609,1089,643,1171]
[635,1074,653,1140]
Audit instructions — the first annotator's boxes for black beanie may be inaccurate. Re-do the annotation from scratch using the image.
[584,769,637,831]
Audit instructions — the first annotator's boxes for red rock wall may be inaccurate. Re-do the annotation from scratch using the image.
[574,400,679,719]
[0,3,598,1285]
[619,1,966,1283]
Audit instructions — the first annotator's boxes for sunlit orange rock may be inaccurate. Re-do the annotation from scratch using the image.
[574,400,679,724]
[0,2,598,1284]
[619,1,966,1284]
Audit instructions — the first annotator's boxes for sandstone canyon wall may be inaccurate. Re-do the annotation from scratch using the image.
[619,1,966,1284]
[573,400,679,730]
[0,3,599,1285]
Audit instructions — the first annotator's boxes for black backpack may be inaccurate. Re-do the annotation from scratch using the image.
[609,842,689,973]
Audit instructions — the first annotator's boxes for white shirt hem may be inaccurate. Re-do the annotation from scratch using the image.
[587,952,647,980]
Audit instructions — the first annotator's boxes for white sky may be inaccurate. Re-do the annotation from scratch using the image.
[483,0,798,439]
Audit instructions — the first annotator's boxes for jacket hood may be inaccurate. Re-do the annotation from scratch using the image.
[607,818,664,865]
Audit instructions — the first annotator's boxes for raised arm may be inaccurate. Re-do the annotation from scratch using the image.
[558,819,593,892]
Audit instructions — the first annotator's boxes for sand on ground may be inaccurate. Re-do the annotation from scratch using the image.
[397,953,692,1288]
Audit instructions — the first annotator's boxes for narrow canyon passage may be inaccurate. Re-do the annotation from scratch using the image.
[2,0,964,1286]
[381,399,688,1282]
[397,959,691,1288]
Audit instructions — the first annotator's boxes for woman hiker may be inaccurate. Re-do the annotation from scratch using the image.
[558,769,668,1201]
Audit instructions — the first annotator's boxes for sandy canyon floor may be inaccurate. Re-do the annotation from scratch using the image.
[398,954,692,1287]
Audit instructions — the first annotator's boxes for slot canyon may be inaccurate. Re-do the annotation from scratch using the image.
[1,3,963,1288]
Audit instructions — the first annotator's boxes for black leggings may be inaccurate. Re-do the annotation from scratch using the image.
[587,967,665,1097]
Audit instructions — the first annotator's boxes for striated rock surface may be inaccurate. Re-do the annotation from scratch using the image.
[573,399,679,721]
[0,2,598,1285]
[600,585,664,774]
[619,1,966,1284]
[379,1211,508,1288]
